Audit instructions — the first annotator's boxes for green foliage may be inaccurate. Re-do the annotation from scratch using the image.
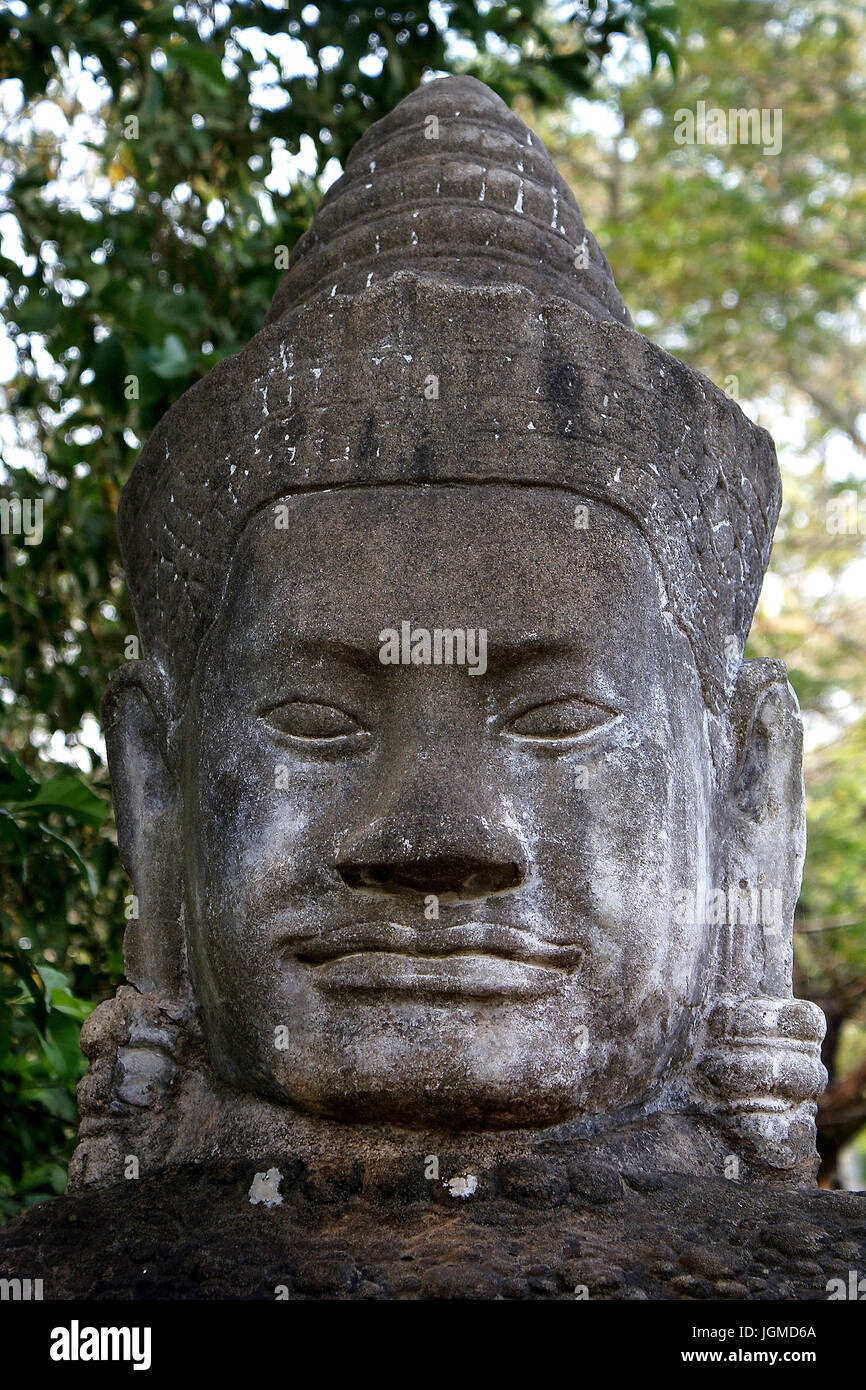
[0,754,107,1218]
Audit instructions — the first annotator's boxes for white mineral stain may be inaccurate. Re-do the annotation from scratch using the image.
[249,1167,283,1207]
[445,1174,478,1199]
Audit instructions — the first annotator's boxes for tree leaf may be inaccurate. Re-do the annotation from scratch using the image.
[167,45,230,95]
[9,774,107,828]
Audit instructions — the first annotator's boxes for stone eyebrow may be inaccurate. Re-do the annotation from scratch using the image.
[287,635,385,673]
[481,639,588,674]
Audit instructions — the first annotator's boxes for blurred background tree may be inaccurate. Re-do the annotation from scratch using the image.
[1,0,863,1213]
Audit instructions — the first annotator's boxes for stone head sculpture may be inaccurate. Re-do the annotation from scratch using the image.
[73,76,826,1191]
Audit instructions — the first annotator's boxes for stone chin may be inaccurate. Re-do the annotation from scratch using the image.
[187,922,698,1133]
[199,1003,665,1132]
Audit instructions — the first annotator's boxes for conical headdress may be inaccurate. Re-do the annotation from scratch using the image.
[267,76,631,327]
[119,76,780,715]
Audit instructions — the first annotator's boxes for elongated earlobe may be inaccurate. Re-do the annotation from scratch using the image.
[71,664,198,1191]
[722,657,806,998]
[102,661,184,996]
[694,658,826,1178]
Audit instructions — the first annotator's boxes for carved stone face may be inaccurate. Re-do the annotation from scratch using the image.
[182,482,717,1128]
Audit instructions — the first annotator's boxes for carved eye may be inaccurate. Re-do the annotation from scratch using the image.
[505,697,619,742]
[262,700,365,741]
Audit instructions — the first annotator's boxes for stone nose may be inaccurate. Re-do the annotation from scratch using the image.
[335,731,531,902]
[336,789,530,902]
[337,853,525,901]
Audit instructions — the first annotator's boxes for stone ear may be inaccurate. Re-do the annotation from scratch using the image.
[729,657,805,824]
[102,661,184,997]
[721,657,806,998]
[693,658,826,1177]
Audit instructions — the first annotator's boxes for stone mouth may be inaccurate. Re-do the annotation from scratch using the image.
[288,920,583,974]
[304,950,573,999]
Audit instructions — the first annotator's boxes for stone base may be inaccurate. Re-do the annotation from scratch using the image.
[1,1161,864,1300]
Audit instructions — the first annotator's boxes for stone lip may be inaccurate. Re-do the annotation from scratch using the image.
[2,1161,863,1300]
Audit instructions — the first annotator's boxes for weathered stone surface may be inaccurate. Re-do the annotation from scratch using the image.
[1,1165,863,1300]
